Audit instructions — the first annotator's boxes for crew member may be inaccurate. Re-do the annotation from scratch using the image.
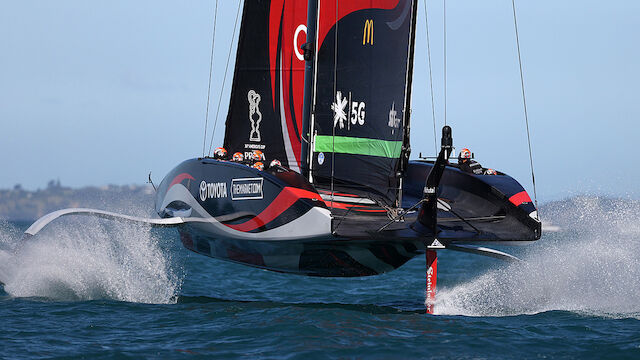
[458,148,484,175]
[213,147,228,160]
[232,152,244,162]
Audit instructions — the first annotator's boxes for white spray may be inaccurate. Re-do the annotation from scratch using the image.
[0,217,182,304]
[435,196,640,318]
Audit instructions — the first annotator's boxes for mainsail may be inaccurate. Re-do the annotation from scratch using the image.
[223,0,308,172]
[308,0,418,206]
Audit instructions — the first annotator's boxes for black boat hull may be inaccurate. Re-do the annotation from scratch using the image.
[154,158,540,277]
[177,227,421,277]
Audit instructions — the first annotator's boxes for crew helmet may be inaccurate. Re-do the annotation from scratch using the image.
[251,150,264,161]
[213,147,228,159]
[232,152,244,162]
[269,159,282,168]
[485,168,497,175]
[459,148,472,160]
[252,162,264,171]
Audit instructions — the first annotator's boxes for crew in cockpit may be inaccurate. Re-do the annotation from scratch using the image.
[458,148,484,175]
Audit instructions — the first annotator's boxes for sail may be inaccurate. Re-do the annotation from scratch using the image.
[309,0,417,206]
[223,0,308,172]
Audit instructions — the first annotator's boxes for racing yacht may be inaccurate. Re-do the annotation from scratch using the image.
[25,0,541,313]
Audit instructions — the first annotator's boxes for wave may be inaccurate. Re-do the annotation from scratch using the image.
[176,295,424,314]
[435,196,640,318]
[0,217,182,304]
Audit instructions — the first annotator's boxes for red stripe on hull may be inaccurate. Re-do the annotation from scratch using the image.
[509,191,532,207]
[226,187,323,232]
[169,173,195,189]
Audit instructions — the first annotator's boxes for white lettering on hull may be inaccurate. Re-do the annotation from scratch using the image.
[199,181,228,202]
[231,178,264,200]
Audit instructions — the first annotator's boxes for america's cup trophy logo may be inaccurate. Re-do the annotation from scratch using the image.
[248,90,262,142]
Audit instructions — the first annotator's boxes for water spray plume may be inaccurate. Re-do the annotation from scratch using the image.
[435,196,640,318]
[0,218,182,304]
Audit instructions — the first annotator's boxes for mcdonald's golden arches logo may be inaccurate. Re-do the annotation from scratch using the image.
[362,19,374,45]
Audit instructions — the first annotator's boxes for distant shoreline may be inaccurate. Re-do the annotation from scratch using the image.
[0,183,154,222]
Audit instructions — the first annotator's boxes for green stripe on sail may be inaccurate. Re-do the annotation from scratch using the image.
[314,135,403,158]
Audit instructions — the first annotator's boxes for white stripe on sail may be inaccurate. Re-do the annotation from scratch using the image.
[279,53,301,173]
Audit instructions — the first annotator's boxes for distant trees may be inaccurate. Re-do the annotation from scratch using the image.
[0,183,154,221]
[46,179,62,189]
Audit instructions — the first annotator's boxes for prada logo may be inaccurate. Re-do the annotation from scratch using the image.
[362,19,374,45]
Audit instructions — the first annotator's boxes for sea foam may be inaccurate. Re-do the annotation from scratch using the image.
[0,216,182,304]
[435,196,640,318]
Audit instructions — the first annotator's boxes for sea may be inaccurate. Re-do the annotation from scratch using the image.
[1,196,639,359]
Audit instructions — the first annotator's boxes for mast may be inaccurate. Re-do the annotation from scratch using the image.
[398,0,419,205]
[301,0,319,180]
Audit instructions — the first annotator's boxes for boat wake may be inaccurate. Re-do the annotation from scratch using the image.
[0,217,182,304]
[435,196,640,318]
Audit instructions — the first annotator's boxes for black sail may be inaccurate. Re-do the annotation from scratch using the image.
[223,0,308,171]
[309,0,418,206]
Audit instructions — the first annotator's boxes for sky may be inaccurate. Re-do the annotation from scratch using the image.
[1,0,639,202]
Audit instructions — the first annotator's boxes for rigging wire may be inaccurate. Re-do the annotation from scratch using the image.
[443,0,447,127]
[511,0,539,217]
[423,0,438,154]
[202,0,219,158]
[207,0,243,156]
[330,0,339,214]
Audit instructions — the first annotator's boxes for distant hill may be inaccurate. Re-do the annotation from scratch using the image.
[0,182,155,222]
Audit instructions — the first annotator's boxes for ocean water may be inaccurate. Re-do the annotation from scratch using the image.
[1,197,639,359]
